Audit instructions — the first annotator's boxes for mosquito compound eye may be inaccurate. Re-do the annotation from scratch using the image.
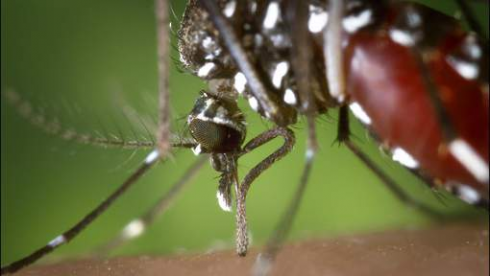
[189,120,242,152]
[188,92,246,153]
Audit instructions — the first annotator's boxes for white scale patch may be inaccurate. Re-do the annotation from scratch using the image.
[389,29,416,47]
[349,102,372,125]
[216,106,228,117]
[145,149,160,164]
[449,139,489,183]
[198,62,216,77]
[269,34,286,48]
[263,2,280,29]
[308,5,328,33]
[216,190,232,212]
[234,72,247,94]
[248,97,259,111]
[343,9,372,33]
[179,52,189,66]
[192,144,202,156]
[457,185,481,205]
[250,1,257,14]
[224,0,236,18]
[202,36,214,49]
[272,61,289,89]
[392,147,419,169]
[48,235,66,248]
[283,88,297,105]
[447,57,479,80]
[466,42,482,59]
[406,10,422,27]
[254,34,264,47]
[122,219,145,239]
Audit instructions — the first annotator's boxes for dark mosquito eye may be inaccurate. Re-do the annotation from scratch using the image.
[187,92,246,154]
[189,119,243,153]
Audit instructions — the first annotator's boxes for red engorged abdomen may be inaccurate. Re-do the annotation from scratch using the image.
[345,33,489,193]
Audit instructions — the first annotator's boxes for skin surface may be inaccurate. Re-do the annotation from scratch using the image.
[16,222,489,276]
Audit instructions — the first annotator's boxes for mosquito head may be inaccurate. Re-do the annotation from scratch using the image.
[188,91,246,154]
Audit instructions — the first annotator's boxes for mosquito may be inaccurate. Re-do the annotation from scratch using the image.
[1,0,488,275]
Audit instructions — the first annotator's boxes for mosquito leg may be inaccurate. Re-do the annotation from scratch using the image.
[2,89,156,150]
[155,0,171,157]
[95,154,207,256]
[252,119,317,276]
[405,169,450,207]
[0,149,171,275]
[324,0,346,102]
[233,127,295,257]
[337,106,447,220]
[454,0,485,38]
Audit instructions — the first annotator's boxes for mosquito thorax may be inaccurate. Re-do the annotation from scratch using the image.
[188,92,246,155]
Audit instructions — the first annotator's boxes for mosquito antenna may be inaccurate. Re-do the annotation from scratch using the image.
[0,149,166,275]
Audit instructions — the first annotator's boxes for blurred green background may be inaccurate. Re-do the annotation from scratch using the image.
[1,0,488,266]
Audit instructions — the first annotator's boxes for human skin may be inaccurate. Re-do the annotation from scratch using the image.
[15,222,489,276]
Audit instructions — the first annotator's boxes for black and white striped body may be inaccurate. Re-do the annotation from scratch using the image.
[179,0,489,207]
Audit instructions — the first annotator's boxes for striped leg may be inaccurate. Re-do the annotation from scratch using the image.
[95,155,207,256]
[337,106,450,219]
[0,149,162,275]
[1,1,180,274]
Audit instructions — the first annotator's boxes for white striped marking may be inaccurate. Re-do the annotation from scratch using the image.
[447,57,479,80]
[48,235,66,248]
[248,97,259,111]
[458,185,481,204]
[343,9,372,33]
[449,139,489,183]
[389,29,416,47]
[234,72,247,94]
[192,144,202,156]
[145,149,160,164]
[217,190,232,212]
[349,102,372,125]
[308,6,328,33]
[392,147,419,169]
[263,2,280,29]
[272,61,289,89]
[122,219,145,239]
[224,1,236,18]
[283,88,297,105]
[202,36,214,49]
[198,62,216,77]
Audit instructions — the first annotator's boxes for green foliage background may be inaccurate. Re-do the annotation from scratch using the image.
[1,0,488,266]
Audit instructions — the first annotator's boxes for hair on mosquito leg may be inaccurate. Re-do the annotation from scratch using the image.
[235,127,296,256]
[2,89,155,149]
[253,118,317,276]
